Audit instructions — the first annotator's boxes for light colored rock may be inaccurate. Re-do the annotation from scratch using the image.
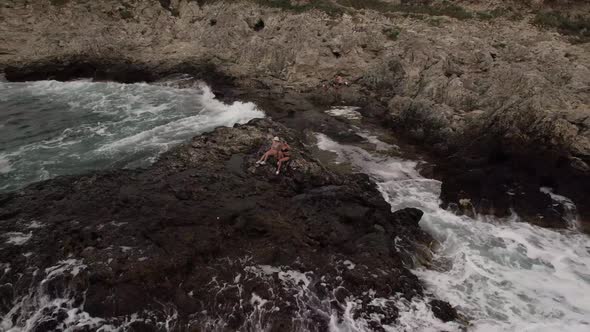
[0,0,589,168]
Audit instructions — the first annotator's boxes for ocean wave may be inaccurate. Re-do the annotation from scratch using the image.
[0,80,264,192]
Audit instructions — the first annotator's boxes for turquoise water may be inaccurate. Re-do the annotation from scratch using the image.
[0,80,264,192]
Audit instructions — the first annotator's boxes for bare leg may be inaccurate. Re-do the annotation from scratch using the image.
[276,156,290,174]
[261,151,271,162]
[258,150,277,164]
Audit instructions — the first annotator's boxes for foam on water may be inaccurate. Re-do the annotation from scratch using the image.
[315,133,590,331]
[3,232,32,245]
[1,263,10,276]
[0,155,12,174]
[0,80,264,192]
[325,106,362,120]
[98,84,262,153]
[26,221,44,229]
[1,257,183,332]
[1,259,99,332]
[243,263,461,332]
[1,253,460,331]
[245,265,313,288]
[44,259,87,281]
[540,187,578,226]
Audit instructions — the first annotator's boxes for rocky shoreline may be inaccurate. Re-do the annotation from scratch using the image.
[1,0,590,330]
[0,118,460,330]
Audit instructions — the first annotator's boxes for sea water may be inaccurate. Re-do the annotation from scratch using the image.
[0,79,264,192]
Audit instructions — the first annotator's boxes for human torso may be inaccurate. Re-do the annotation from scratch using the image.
[271,141,282,151]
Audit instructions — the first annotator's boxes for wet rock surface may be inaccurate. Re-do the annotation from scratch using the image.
[429,299,459,323]
[0,118,446,330]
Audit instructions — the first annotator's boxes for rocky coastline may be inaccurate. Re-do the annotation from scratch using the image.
[0,118,459,330]
[1,0,590,330]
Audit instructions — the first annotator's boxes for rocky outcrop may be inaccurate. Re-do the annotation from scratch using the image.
[0,118,443,330]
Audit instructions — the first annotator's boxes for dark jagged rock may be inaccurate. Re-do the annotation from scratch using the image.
[0,118,452,330]
[429,299,459,323]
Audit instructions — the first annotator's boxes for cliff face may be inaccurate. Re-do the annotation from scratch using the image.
[1,0,589,218]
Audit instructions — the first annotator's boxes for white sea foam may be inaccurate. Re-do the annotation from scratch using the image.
[119,246,133,253]
[329,292,462,332]
[1,259,96,332]
[1,263,10,276]
[250,293,270,309]
[242,263,456,331]
[27,220,44,229]
[540,187,578,226]
[394,296,462,332]
[2,258,178,332]
[44,259,87,281]
[3,232,32,245]
[97,84,263,154]
[343,260,356,270]
[326,106,362,120]
[0,154,12,174]
[539,187,573,206]
[244,265,313,288]
[0,80,265,192]
[315,132,590,331]
[355,131,398,152]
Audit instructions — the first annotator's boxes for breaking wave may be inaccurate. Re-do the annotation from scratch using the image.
[315,132,590,332]
[0,79,264,192]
